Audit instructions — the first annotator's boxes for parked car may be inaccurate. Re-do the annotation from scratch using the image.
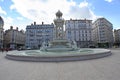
[89,46,96,48]
[26,47,31,50]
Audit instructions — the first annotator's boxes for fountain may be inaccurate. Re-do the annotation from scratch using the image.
[6,10,112,62]
[40,10,78,52]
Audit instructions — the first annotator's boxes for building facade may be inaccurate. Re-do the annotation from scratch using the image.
[4,26,25,49]
[25,22,54,49]
[92,18,114,48]
[65,19,92,48]
[0,16,4,48]
[114,29,120,47]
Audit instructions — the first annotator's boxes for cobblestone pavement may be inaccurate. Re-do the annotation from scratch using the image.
[0,49,120,80]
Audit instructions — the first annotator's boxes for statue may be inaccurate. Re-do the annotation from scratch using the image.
[54,10,65,39]
[40,10,78,51]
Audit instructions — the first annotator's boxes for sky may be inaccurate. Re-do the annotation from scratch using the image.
[0,0,120,31]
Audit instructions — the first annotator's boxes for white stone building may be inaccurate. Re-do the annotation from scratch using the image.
[0,16,4,48]
[25,22,54,49]
[4,26,25,49]
[65,19,92,48]
[92,18,114,48]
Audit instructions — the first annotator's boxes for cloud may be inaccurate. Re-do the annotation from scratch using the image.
[3,16,27,30]
[10,0,99,24]
[0,0,4,2]
[0,6,6,15]
[2,16,14,30]
[105,0,113,3]
[17,17,24,20]
[79,1,88,8]
[68,1,99,20]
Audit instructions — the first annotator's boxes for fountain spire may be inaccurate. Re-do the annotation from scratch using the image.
[54,10,65,39]
[56,10,63,18]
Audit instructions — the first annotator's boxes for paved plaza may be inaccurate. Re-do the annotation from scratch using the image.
[0,48,120,80]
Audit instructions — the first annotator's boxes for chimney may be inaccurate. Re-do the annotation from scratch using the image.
[51,23,53,25]
[10,26,13,30]
[16,27,18,30]
[42,22,44,25]
[34,22,36,25]
[31,23,33,25]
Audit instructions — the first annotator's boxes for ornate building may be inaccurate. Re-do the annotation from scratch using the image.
[25,22,54,49]
[65,19,93,48]
[0,16,4,48]
[4,26,25,49]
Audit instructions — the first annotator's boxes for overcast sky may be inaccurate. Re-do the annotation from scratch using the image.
[0,0,120,30]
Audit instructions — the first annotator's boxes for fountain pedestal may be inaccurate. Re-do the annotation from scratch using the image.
[40,10,78,52]
[41,39,78,52]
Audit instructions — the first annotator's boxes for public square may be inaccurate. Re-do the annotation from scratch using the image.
[0,48,120,80]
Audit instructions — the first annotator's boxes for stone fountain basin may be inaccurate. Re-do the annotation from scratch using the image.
[6,48,111,62]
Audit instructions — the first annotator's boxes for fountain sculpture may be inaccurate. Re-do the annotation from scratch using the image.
[40,10,77,52]
[6,10,112,62]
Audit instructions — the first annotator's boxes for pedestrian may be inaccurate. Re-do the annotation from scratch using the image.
[6,48,8,52]
[1,48,4,53]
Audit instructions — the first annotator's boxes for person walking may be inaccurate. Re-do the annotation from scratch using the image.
[6,48,8,52]
[1,48,4,53]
